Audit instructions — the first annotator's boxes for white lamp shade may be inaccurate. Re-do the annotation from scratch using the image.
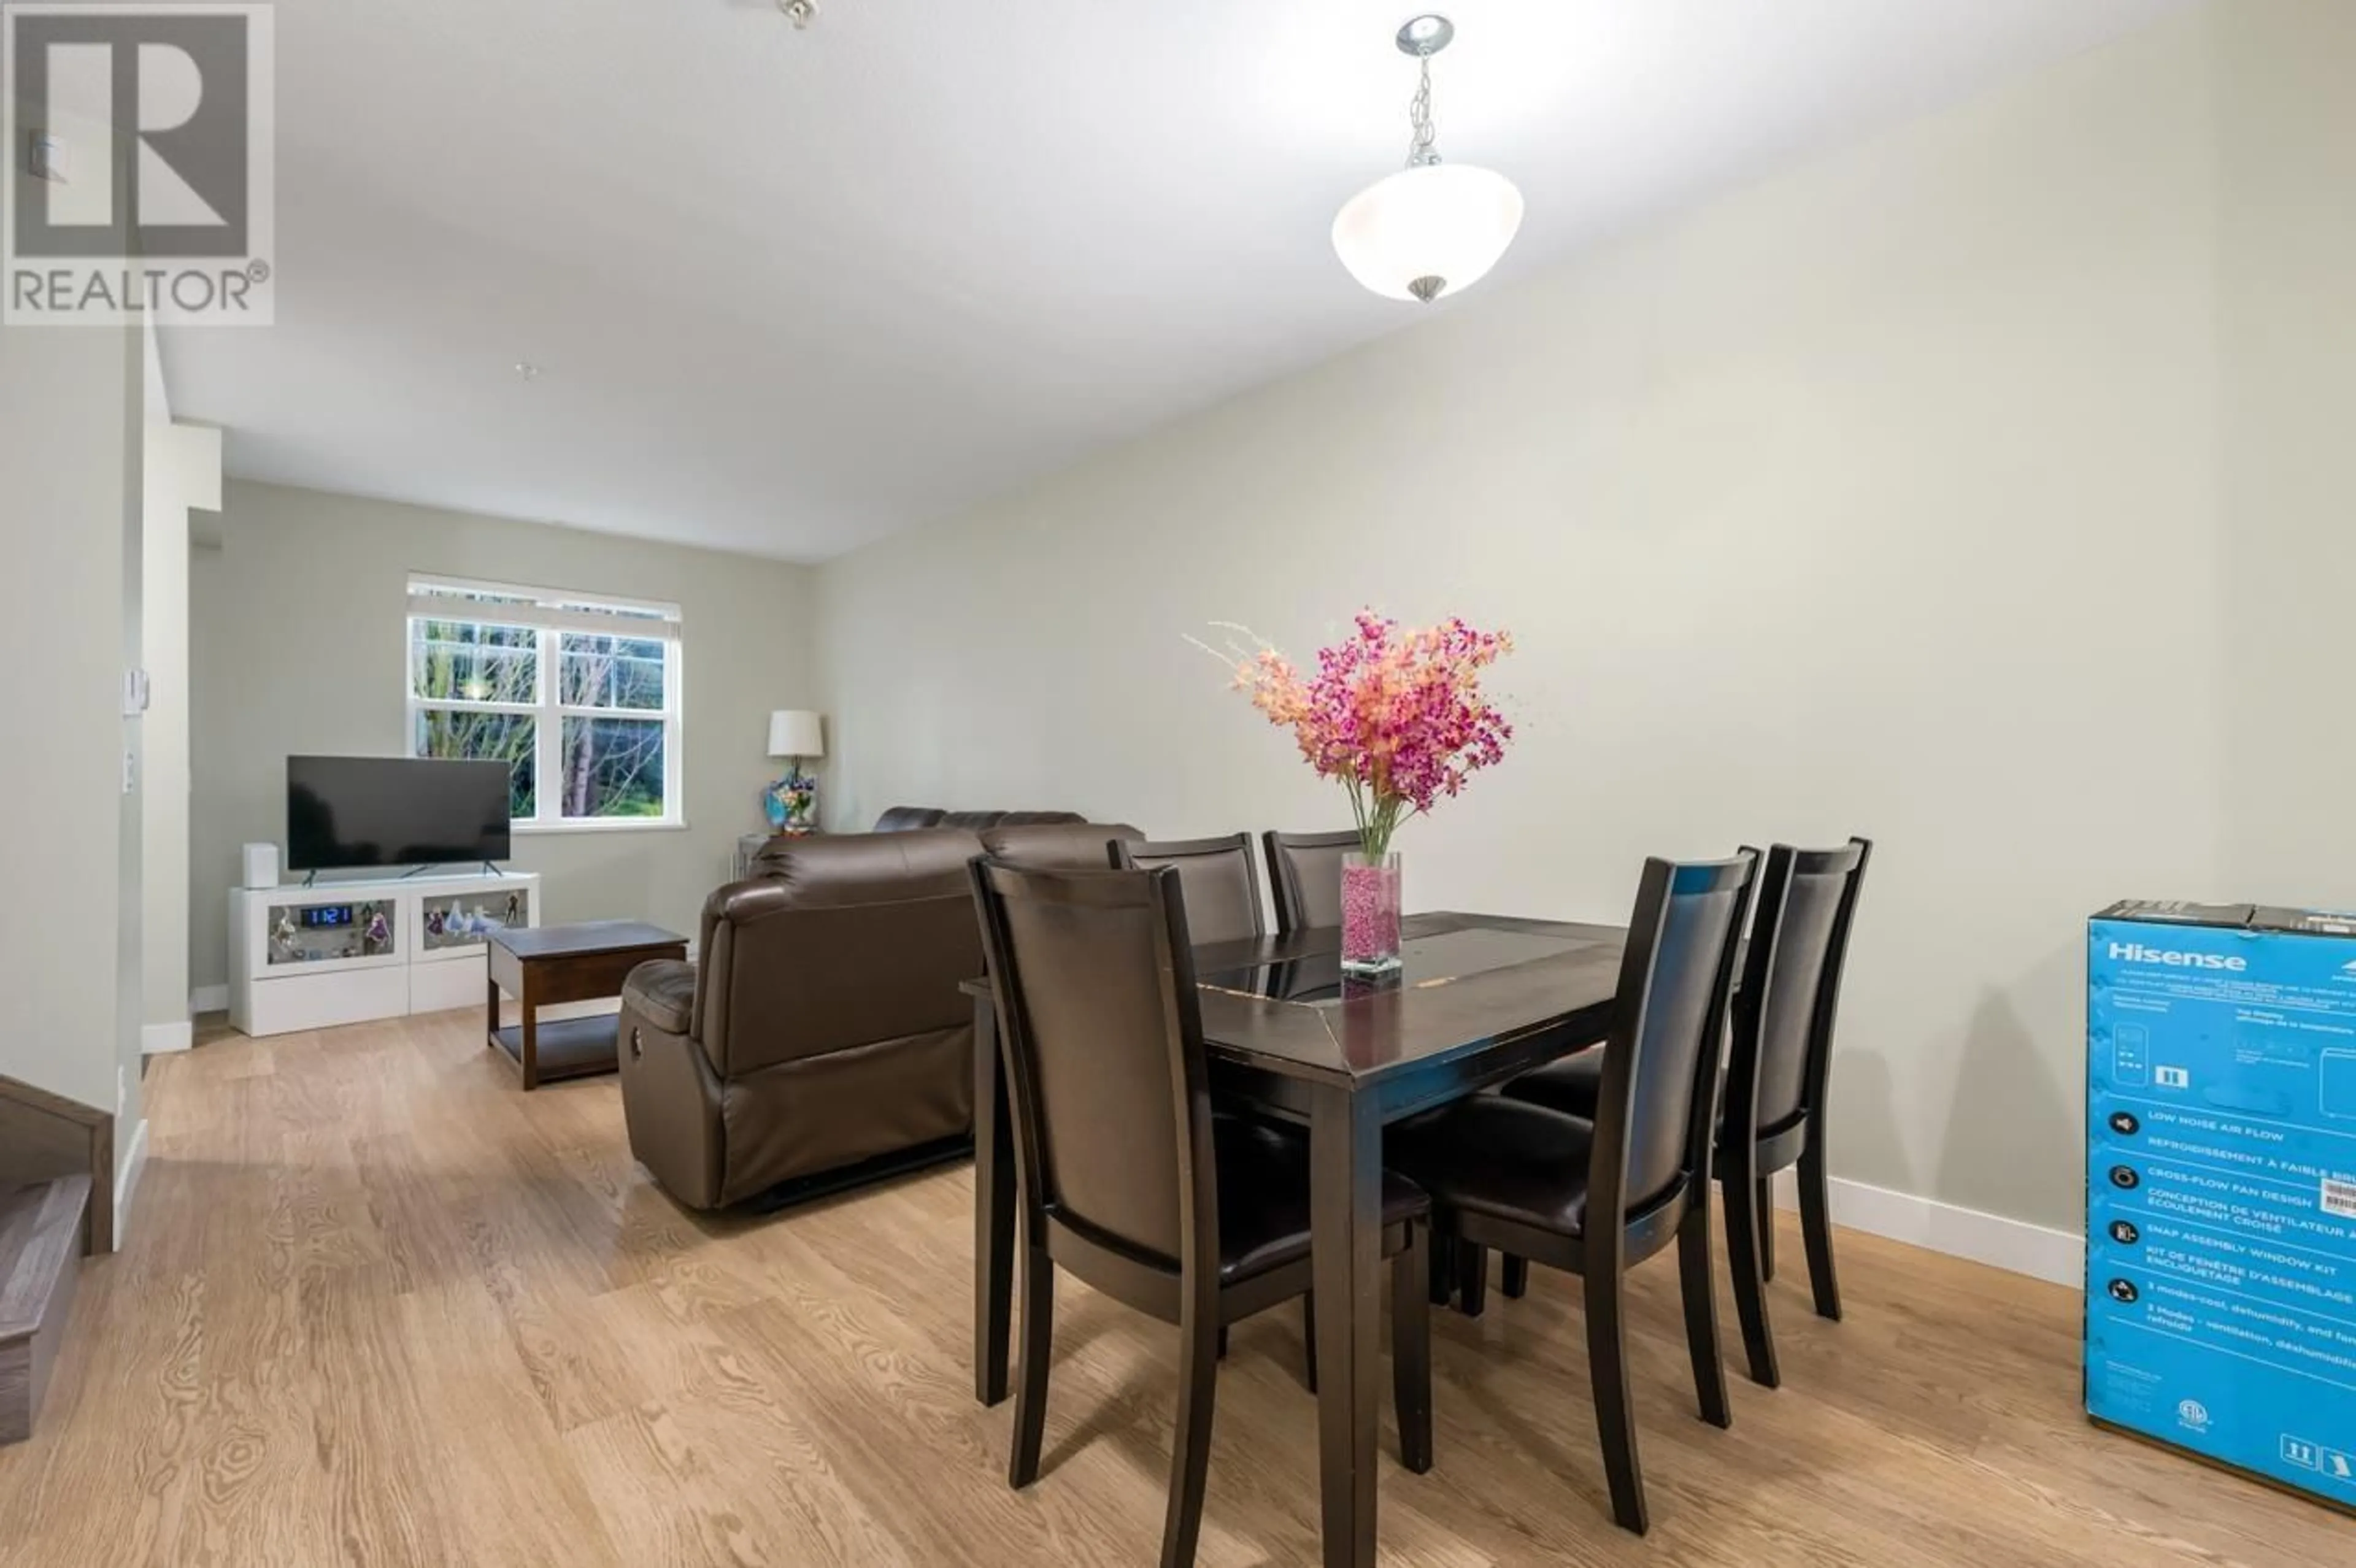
[767,709,825,759]
[1331,163,1525,303]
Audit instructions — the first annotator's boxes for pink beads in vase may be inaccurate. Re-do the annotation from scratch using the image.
[1341,851,1403,975]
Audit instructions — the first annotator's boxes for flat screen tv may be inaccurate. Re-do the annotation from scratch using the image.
[287,756,513,872]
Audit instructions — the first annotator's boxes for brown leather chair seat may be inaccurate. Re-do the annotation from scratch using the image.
[1501,1047,1603,1118]
[1214,1114,1428,1283]
[1387,1098,1598,1237]
[1501,1049,1803,1148]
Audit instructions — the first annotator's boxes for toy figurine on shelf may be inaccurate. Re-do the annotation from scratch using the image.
[363,905,391,956]
[425,906,447,939]
[504,891,522,929]
[271,910,298,961]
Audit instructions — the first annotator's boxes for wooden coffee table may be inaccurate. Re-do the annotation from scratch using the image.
[486,920,687,1090]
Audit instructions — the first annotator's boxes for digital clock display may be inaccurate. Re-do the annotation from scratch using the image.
[301,905,356,928]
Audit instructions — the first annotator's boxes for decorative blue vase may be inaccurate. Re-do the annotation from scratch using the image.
[766,773,817,834]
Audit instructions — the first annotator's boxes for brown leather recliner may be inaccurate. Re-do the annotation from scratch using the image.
[979,820,1144,868]
[617,828,990,1209]
[874,807,1086,832]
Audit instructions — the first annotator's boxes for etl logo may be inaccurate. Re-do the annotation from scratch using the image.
[2,2,275,324]
[2109,943,2248,972]
[2176,1399,2210,1432]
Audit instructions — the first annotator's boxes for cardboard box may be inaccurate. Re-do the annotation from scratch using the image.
[2086,902,2356,1508]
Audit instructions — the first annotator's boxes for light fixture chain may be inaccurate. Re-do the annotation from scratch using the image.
[1406,54,1438,168]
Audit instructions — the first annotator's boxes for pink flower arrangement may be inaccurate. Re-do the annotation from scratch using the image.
[1209,611,1515,858]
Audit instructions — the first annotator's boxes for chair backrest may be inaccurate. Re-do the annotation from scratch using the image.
[700,828,986,1075]
[1588,855,1756,1226]
[1112,834,1266,945]
[969,858,1215,1279]
[980,821,1143,870]
[1728,839,1871,1142]
[873,805,948,832]
[1261,829,1361,935]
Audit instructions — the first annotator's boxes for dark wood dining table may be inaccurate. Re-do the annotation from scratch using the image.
[963,910,1628,1568]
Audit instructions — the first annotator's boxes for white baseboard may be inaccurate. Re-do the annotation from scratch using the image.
[188,983,228,1015]
[1772,1170,2084,1289]
[141,1020,192,1055]
[114,1117,149,1250]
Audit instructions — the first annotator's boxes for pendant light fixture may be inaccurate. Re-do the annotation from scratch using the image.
[1331,15,1524,304]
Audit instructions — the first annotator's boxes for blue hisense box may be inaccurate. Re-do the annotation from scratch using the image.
[2087,900,2356,1511]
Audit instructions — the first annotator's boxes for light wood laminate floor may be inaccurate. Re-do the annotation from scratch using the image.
[1,1009,2341,1567]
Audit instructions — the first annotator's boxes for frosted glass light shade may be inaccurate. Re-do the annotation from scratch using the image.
[767,709,825,759]
[1331,163,1525,302]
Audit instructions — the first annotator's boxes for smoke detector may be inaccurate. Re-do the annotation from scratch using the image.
[777,0,817,28]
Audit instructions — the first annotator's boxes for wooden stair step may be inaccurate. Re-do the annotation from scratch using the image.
[0,1175,92,1447]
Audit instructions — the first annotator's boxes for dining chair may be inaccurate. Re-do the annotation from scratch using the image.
[1385,853,1755,1536]
[1501,839,1871,1387]
[968,856,1434,1568]
[1111,834,1266,945]
[1114,834,1301,1369]
[1261,829,1360,936]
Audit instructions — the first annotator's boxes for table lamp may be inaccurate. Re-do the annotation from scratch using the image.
[765,710,825,835]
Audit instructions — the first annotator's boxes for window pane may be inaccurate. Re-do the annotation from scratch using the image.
[559,717,666,818]
[415,709,536,819]
[560,632,667,711]
[411,618,539,704]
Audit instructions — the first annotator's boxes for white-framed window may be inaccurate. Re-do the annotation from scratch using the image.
[406,575,685,831]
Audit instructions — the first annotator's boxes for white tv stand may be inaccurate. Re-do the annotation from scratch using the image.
[229,869,542,1037]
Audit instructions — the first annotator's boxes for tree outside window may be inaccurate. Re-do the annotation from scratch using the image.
[407,582,682,828]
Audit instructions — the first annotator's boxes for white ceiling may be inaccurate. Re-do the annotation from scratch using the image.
[163,0,2184,562]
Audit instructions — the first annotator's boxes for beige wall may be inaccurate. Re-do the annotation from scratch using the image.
[190,481,817,992]
[2212,0,2356,899]
[810,5,2335,1237]
[0,316,144,1134]
[142,418,221,1043]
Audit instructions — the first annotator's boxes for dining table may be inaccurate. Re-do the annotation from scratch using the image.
[963,910,1630,1568]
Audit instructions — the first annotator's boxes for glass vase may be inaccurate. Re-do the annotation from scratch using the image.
[1340,851,1403,976]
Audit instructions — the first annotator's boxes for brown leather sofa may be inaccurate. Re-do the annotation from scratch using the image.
[617,818,1141,1210]
[874,807,1085,832]
[979,820,1143,869]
